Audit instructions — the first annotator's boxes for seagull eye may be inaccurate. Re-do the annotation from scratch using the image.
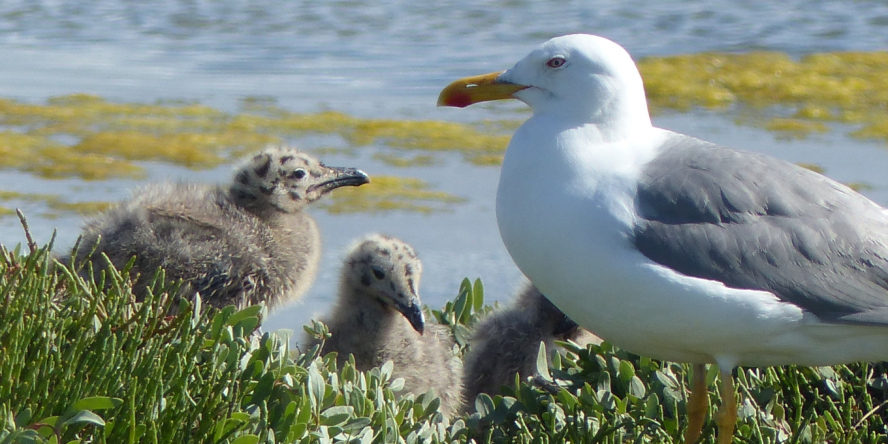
[546,57,566,68]
[371,266,386,280]
[292,169,306,180]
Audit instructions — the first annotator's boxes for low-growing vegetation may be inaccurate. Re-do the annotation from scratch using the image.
[3,233,888,443]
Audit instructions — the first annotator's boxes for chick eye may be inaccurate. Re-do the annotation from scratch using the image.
[546,57,566,68]
[292,169,306,180]
[371,266,386,280]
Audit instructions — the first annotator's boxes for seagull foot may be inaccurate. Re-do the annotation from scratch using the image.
[684,363,708,444]
[715,368,737,444]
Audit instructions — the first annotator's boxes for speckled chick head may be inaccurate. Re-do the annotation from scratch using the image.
[230,147,369,214]
[515,283,581,340]
[342,234,425,333]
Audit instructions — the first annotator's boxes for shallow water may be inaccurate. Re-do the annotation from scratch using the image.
[3,0,888,338]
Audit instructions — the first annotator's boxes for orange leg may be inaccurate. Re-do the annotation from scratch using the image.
[684,363,708,444]
[716,368,737,444]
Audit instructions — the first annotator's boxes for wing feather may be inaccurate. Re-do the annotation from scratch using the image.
[633,134,888,325]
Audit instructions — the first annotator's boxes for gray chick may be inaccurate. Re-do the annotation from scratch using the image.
[462,282,599,407]
[305,234,464,419]
[70,147,369,310]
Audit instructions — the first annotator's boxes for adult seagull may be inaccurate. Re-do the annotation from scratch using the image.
[438,34,888,443]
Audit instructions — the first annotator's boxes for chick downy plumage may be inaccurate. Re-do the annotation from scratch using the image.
[305,234,464,418]
[462,282,598,406]
[70,147,369,310]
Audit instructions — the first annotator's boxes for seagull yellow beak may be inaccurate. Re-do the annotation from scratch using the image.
[437,71,528,108]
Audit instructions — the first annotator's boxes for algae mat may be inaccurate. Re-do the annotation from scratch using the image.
[3,49,888,217]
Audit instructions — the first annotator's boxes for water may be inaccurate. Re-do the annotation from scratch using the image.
[2,0,888,339]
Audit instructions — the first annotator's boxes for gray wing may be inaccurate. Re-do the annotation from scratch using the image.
[632,133,888,326]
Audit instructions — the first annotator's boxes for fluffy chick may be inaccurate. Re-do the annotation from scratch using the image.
[70,147,368,310]
[305,234,464,418]
[463,282,598,407]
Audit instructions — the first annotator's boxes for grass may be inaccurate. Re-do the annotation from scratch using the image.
[3,230,888,443]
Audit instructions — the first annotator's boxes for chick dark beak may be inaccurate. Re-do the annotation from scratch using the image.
[397,299,425,334]
[308,166,370,194]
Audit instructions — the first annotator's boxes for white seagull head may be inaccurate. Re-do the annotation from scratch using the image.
[504,35,647,120]
[439,34,652,139]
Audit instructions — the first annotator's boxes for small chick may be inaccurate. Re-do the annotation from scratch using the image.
[70,147,369,310]
[462,282,598,407]
[305,234,463,418]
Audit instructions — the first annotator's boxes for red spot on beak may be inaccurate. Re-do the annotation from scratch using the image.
[448,92,473,108]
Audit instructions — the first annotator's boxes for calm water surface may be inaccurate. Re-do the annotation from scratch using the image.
[3,0,888,337]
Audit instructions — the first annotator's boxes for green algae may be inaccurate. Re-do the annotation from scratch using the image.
[0,95,280,172]
[793,165,876,193]
[0,132,43,168]
[0,95,510,178]
[846,182,874,192]
[372,152,438,167]
[35,147,145,181]
[344,118,509,164]
[0,190,113,219]
[851,119,888,141]
[0,175,463,219]
[638,51,888,142]
[226,108,511,165]
[319,175,466,214]
[0,190,57,202]
[74,131,238,169]
[796,163,826,174]
[309,146,360,157]
[788,165,877,194]
[46,200,115,214]
[0,94,514,214]
[6,49,888,218]
[764,118,829,139]
[0,131,145,181]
